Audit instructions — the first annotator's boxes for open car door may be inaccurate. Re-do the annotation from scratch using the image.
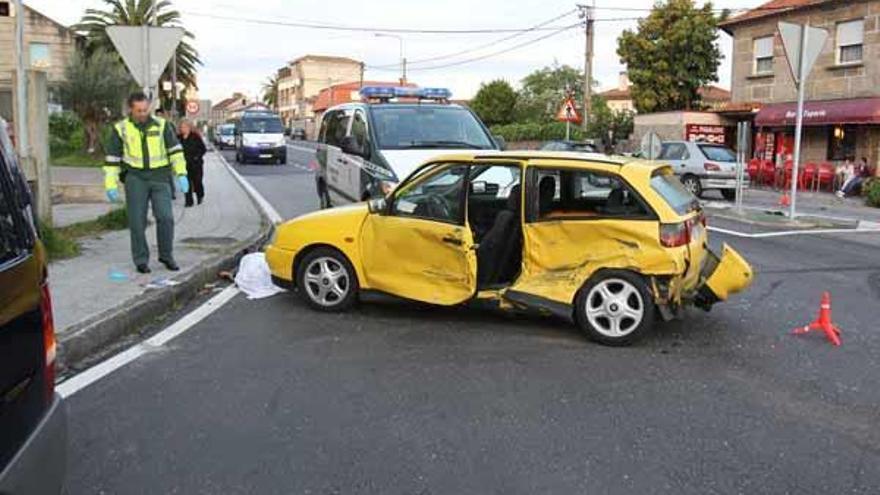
[360,163,477,305]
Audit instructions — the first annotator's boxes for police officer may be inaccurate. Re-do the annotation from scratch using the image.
[104,92,189,274]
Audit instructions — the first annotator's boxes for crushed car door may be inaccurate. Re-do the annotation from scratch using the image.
[360,163,477,305]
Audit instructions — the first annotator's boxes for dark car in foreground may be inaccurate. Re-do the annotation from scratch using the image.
[0,118,67,494]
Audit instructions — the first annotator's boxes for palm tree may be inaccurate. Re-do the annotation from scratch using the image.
[75,0,201,93]
[262,75,279,110]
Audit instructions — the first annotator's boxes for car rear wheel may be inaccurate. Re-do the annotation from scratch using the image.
[681,174,703,198]
[574,270,655,346]
[296,248,358,312]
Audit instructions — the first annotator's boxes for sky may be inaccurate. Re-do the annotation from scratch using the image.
[29,0,767,104]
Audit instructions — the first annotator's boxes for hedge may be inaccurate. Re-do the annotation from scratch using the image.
[490,122,586,142]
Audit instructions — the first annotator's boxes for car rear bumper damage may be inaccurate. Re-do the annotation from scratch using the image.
[0,394,67,494]
[693,243,754,310]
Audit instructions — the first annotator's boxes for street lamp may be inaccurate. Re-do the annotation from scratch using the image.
[374,33,406,84]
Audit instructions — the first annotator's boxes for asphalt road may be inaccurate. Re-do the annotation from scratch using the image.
[62,145,880,494]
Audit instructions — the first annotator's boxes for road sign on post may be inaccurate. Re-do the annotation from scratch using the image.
[557,97,582,142]
[640,132,662,161]
[185,100,200,116]
[778,21,828,219]
[106,26,184,98]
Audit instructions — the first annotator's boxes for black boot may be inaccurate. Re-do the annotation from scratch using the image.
[136,264,151,274]
[159,258,180,271]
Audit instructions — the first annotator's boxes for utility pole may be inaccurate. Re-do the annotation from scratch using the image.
[13,0,28,157]
[577,3,594,130]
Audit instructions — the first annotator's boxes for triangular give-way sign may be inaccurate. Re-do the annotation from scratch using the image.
[107,26,184,89]
[778,22,828,85]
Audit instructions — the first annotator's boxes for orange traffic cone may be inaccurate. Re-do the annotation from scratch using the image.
[792,292,842,346]
[778,192,791,207]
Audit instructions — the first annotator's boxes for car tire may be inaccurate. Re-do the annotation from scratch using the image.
[720,189,736,201]
[574,270,655,346]
[681,174,703,198]
[296,247,358,312]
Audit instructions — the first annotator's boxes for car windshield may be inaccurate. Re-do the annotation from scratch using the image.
[241,118,283,134]
[220,126,234,135]
[698,144,736,162]
[371,106,494,150]
[650,172,697,215]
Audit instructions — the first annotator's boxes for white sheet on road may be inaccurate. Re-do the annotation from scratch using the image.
[234,253,287,299]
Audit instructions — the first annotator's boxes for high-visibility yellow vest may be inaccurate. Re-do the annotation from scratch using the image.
[103,117,186,190]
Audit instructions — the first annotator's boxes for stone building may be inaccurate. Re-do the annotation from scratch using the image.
[720,0,880,168]
[0,2,79,121]
[275,55,362,126]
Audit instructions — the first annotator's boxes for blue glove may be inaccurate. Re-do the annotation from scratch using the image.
[177,175,190,194]
[106,188,119,203]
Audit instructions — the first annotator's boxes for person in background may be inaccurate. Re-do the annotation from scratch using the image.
[178,119,207,207]
[837,157,869,198]
[104,92,188,273]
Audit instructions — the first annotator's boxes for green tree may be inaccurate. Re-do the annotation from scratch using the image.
[515,64,584,123]
[58,49,134,153]
[262,74,279,110]
[586,95,634,144]
[76,0,201,105]
[469,80,517,127]
[617,0,728,113]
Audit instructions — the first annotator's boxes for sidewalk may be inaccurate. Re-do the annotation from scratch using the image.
[50,151,268,370]
[703,186,880,225]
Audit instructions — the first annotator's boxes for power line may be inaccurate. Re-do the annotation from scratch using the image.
[369,9,578,69]
[181,10,577,34]
[367,22,583,72]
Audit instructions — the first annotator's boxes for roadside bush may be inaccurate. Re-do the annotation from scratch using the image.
[49,111,86,157]
[863,177,880,207]
[490,122,586,142]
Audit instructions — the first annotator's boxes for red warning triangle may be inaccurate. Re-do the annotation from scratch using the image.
[556,98,582,123]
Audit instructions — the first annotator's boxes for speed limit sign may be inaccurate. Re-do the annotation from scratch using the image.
[185,100,200,115]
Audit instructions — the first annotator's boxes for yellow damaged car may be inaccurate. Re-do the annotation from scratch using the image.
[266,151,753,346]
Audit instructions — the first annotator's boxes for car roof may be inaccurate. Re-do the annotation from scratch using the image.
[426,150,667,172]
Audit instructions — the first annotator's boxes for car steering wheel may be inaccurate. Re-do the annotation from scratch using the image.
[426,194,451,219]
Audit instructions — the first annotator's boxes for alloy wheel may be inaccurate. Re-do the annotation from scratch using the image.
[584,278,645,338]
[303,257,349,307]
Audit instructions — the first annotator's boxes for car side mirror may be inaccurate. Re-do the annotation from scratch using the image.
[367,197,387,214]
[493,135,507,151]
[341,136,369,159]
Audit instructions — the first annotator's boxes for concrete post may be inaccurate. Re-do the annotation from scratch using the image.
[27,70,51,225]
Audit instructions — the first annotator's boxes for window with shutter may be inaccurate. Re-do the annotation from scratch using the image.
[753,36,774,75]
[836,19,864,64]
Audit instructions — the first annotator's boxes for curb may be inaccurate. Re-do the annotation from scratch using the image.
[56,151,274,373]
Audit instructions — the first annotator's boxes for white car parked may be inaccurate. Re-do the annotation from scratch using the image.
[657,141,745,200]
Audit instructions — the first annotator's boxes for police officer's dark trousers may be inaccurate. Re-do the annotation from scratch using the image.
[123,167,175,266]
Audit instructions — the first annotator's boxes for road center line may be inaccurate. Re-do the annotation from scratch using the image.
[708,225,880,238]
[57,286,241,398]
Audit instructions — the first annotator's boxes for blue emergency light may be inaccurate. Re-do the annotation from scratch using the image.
[359,86,396,99]
[359,86,453,102]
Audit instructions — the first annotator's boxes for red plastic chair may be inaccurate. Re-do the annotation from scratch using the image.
[747,159,761,186]
[760,160,777,187]
[816,163,836,192]
[802,163,818,191]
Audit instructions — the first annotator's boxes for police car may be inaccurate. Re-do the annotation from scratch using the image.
[314,86,501,207]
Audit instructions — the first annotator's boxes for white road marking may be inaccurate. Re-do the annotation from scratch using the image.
[708,225,880,239]
[288,144,317,154]
[57,286,240,397]
[216,151,284,224]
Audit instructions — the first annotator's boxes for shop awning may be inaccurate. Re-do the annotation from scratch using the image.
[754,97,880,127]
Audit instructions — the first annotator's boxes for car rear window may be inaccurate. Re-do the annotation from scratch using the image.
[698,144,736,162]
[650,172,697,215]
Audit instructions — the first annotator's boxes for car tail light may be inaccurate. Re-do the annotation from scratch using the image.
[704,162,721,171]
[660,221,690,247]
[40,282,57,402]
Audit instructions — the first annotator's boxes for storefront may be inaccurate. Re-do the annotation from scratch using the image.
[753,97,880,172]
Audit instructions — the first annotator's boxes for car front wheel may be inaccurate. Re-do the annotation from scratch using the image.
[574,270,655,346]
[296,247,358,312]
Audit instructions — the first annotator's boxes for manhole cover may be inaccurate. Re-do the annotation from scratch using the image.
[180,236,237,245]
